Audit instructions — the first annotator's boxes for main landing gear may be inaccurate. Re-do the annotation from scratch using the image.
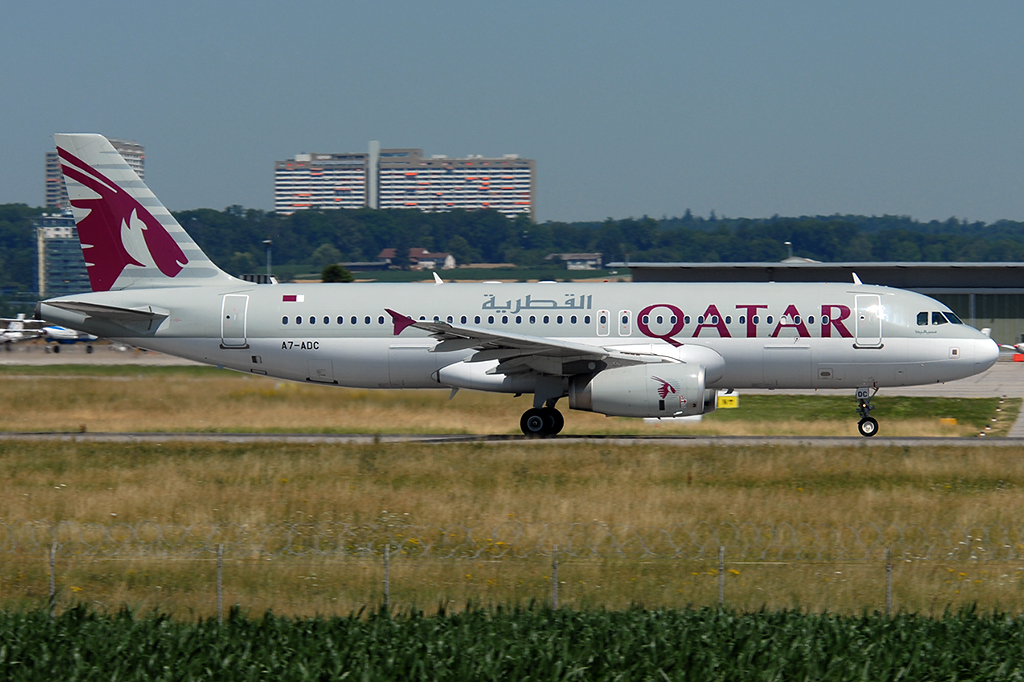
[856,387,879,437]
[520,407,564,437]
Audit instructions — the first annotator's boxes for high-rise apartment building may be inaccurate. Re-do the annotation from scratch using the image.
[274,143,535,220]
[35,213,90,298]
[45,138,144,209]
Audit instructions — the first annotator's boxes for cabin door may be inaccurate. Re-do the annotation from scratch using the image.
[855,294,882,347]
[221,295,248,348]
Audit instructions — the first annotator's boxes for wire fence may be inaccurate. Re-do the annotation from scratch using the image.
[4,520,1024,563]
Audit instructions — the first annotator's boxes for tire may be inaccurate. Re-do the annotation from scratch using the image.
[52,344,60,354]
[858,417,879,437]
[86,345,94,354]
[544,408,565,435]
[520,408,549,436]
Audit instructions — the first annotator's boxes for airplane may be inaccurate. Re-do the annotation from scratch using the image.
[0,314,43,349]
[37,134,1000,437]
[39,325,99,353]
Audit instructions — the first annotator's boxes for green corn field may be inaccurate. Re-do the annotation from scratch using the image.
[2,606,1024,680]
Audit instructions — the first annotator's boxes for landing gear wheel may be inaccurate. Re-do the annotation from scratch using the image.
[52,345,60,354]
[86,345,94,354]
[521,408,549,436]
[858,417,879,437]
[543,407,564,435]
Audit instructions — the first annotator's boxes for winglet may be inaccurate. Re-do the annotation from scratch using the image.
[852,272,863,285]
[433,272,444,285]
[386,308,417,336]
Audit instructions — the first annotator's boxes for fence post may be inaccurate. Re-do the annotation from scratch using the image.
[49,542,57,621]
[217,544,224,624]
[885,547,892,616]
[383,544,390,610]
[552,546,559,609]
[718,545,725,607]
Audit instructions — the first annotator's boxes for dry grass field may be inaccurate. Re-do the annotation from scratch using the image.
[0,365,1014,437]
[0,366,1020,617]
[2,436,1024,616]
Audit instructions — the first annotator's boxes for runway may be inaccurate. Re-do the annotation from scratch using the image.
[2,342,1023,442]
[0,431,1021,448]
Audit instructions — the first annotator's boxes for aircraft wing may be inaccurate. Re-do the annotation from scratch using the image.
[386,309,675,376]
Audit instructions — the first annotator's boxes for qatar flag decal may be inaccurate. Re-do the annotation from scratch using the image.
[282,294,305,303]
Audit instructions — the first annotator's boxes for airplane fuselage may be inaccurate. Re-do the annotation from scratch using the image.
[40,280,998,393]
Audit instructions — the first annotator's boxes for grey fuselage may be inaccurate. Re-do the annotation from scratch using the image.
[40,280,999,393]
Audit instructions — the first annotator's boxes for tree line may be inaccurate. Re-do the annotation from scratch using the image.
[4,203,1024,293]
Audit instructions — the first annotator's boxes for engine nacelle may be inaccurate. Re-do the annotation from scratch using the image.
[568,364,716,418]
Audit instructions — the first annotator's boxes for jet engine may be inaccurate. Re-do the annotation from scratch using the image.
[568,363,717,418]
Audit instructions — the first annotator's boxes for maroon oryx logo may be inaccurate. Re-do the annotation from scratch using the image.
[57,146,188,292]
[651,375,677,400]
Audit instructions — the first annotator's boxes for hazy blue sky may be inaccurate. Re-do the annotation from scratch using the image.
[2,1,1022,223]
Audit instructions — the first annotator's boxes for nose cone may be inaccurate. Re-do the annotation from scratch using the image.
[975,338,999,372]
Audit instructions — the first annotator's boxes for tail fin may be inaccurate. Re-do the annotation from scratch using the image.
[53,134,234,291]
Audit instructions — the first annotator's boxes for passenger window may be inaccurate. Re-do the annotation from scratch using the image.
[807,316,814,325]
[488,315,494,324]
[917,312,928,326]
[752,316,759,324]
[767,316,773,325]
[296,316,302,325]
[351,316,357,324]
[378,316,385,325]
[337,316,343,324]
[931,311,948,326]
[324,316,329,324]
[447,316,453,323]
[570,315,577,324]
[309,316,315,324]
[821,315,829,325]
[697,316,704,324]
[684,316,691,324]
[584,315,591,324]
[515,316,522,324]
[364,316,371,324]
[530,316,536,324]
[502,315,508,324]
[282,316,289,325]
[474,316,480,324]
[670,316,677,324]
[557,315,563,324]
[543,315,549,324]
[739,316,745,324]
[725,316,731,324]
[461,316,467,324]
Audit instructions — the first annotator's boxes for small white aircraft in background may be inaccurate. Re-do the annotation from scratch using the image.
[40,325,98,353]
[37,134,1000,437]
[0,314,43,349]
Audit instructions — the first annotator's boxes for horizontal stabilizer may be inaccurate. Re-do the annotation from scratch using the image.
[45,300,169,321]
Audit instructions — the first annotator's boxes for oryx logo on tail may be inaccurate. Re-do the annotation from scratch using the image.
[56,146,188,292]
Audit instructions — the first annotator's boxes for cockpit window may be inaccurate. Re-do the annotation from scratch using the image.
[931,311,948,326]
[944,311,964,324]
[917,312,928,326]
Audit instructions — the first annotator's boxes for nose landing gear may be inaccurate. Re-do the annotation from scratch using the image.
[520,407,564,437]
[856,387,879,437]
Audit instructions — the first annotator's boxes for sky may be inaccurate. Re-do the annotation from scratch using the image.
[2,1,1023,224]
